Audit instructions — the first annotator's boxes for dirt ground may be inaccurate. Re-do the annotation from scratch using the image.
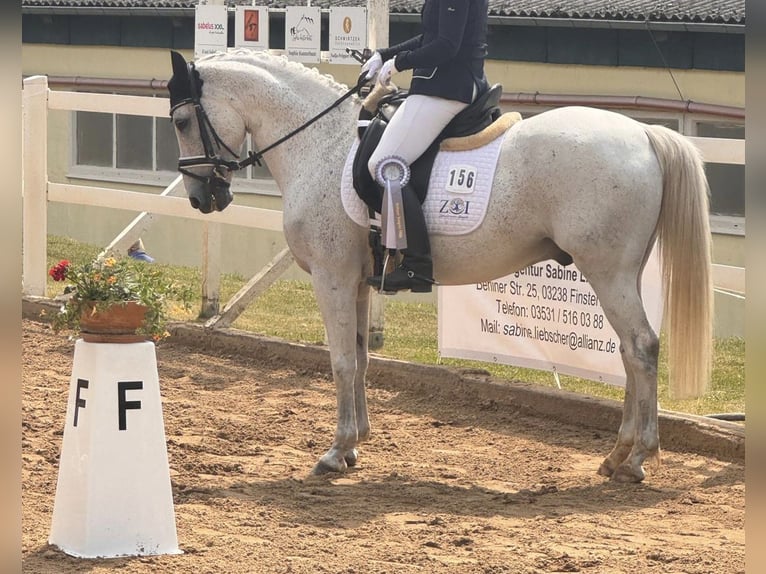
[22,318,745,573]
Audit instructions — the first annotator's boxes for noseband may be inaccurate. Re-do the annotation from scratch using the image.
[170,61,368,206]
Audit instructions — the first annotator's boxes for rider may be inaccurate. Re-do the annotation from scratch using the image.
[362,0,490,293]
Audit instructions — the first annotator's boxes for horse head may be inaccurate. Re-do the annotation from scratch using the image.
[168,50,246,213]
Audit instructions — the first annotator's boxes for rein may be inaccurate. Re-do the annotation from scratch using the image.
[248,71,368,167]
[171,61,367,182]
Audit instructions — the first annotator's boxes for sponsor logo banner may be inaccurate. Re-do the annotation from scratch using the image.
[235,6,269,50]
[195,4,228,58]
[438,247,663,386]
[285,6,321,63]
[328,7,368,64]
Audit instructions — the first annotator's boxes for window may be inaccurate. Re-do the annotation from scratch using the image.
[74,107,273,189]
[76,110,179,175]
[155,116,181,172]
[116,114,153,169]
[695,121,745,218]
[76,112,112,167]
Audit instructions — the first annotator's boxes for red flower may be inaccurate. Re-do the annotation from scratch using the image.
[48,260,70,282]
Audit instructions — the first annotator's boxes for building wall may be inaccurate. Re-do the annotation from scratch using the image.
[23,44,745,107]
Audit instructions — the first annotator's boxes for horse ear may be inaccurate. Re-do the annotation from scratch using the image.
[168,51,191,109]
[170,50,188,77]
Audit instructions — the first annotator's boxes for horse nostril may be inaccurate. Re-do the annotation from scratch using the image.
[189,197,201,209]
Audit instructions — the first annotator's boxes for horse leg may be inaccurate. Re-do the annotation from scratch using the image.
[310,272,365,475]
[588,273,660,483]
[598,366,637,478]
[612,324,660,483]
[344,283,373,468]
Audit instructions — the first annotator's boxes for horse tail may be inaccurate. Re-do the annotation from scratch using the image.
[644,124,713,399]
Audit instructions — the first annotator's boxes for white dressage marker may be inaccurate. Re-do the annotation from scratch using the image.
[50,340,180,558]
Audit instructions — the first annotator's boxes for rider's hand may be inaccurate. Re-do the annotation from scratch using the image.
[361,51,383,80]
[377,58,397,87]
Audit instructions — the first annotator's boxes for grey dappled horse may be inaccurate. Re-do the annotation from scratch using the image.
[168,49,712,483]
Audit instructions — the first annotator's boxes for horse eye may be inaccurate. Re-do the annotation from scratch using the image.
[174,117,189,131]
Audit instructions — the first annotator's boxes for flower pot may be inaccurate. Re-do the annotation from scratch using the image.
[79,302,150,343]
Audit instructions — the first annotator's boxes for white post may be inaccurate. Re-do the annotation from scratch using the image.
[367,0,389,50]
[196,0,226,319]
[369,294,385,350]
[200,221,222,318]
[22,76,49,297]
[366,0,389,349]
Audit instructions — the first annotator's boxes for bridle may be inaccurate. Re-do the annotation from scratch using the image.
[170,62,242,188]
[170,60,368,208]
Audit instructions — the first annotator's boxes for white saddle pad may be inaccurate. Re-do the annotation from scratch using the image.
[340,131,506,235]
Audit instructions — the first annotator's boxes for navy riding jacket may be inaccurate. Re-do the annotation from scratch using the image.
[378,0,489,104]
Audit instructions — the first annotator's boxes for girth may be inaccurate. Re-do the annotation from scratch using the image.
[352,84,504,214]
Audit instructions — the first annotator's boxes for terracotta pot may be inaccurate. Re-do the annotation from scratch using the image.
[79,301,150,343]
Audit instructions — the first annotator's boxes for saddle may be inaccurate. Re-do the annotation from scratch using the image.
[352,84,504,214]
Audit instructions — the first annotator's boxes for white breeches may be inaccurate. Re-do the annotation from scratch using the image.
[368,94,469,179]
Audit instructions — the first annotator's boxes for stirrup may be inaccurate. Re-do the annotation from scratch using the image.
[376,252,396,294]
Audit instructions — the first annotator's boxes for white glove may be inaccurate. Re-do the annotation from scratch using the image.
[361,51,383,80]
[377,57,397,87]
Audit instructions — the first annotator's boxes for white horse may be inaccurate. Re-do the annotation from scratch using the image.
[167,49,712,483]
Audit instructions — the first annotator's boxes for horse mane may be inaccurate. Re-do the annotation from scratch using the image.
[196,49,354,97]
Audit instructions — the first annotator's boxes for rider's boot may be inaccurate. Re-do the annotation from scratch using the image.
[367,185,435,293]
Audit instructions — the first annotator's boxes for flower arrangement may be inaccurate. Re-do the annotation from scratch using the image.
[49,256,193,341]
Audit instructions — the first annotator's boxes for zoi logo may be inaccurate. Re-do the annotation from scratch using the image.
[439,198,471,215]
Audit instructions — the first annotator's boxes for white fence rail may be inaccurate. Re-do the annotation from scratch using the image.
[22,75,745,330]
[46,183,284,230]
[22,75,292,325]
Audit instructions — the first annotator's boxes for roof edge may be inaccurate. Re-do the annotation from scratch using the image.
[21,6,745,31]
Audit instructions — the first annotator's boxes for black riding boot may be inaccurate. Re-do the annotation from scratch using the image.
[367,185,434,293]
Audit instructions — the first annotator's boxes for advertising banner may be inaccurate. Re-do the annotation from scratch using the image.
[285,6,321,63]
[235,6,269,51]
[194,4,228,58]
[328,7,367,64]
[438,248,663,386]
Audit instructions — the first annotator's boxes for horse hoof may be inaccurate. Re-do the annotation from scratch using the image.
[344,448,359,467]
[597,461,614,478]
[312,458,347,476]
[611,464,645,483]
